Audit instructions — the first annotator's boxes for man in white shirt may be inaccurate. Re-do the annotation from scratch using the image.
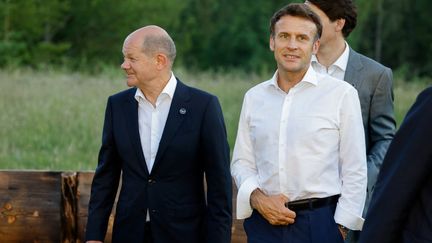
[304,1,396,242]
[85,25,232,243]
[231,3,367,243]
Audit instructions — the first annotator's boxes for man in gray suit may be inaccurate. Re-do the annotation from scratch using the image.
[305,0,396,241]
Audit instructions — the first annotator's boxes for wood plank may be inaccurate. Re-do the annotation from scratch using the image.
[76,172,117,243]
[61,172,78,243]
[0,171,247,242]
[0,171,62,242]
[231,180,247,243]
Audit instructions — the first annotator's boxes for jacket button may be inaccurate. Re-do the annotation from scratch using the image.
[148,178,156,184]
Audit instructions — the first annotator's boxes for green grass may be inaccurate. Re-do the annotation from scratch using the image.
[0,68,429,170]
[393,77,430,125]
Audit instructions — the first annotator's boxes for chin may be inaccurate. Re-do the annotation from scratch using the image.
[281,64,300,71]
[126,79,138,87]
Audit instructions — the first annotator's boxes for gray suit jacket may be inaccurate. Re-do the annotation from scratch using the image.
[344,48,396,214]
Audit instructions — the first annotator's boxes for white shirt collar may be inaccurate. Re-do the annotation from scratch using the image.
[333,42,350,71]
[311,41,350,72]
[134,72,177,103]
[268,65,319,90]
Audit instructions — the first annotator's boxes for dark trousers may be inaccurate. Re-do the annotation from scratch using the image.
[244,205,344,243]
[144,222,153,243]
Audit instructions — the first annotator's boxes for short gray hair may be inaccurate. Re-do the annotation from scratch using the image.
[142,34,177,65]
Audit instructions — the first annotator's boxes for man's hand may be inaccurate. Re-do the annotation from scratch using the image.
[250,188,296,225]
[338,225,349,240]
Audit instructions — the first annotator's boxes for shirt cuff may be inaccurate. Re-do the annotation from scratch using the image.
[334,203,364,230]
[236,176,259,219]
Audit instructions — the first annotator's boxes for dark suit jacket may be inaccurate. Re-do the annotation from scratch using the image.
[359,86,432,243]
[85,79,232,243]
[345,48,396,212]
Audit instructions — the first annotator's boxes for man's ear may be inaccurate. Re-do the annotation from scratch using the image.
[155,54,168,70]
[312,39,320,55]
[269,36,275,51]
[336,18,346,33]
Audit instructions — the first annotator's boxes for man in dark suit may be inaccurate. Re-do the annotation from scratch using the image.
[359,86,432,243]
[305,0,396,241]
[85,25,232,243]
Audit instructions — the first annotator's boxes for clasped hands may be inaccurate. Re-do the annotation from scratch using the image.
[250,188,296,226]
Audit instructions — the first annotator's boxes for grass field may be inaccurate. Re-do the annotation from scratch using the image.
[0,68,429,170]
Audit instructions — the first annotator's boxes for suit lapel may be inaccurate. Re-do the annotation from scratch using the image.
[344,48,364,89]
[123,89,150,176]
[152,79,190,174]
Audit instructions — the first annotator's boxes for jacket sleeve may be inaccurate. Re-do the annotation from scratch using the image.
[200,96,232,243]
[85,97,122,241]
[360,87,432,242]
[365,67,396,200]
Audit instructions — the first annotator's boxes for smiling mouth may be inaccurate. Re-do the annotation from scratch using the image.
[283,54,299,59]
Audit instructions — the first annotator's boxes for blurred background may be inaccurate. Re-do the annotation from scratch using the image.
[0,0,430,170]
[1,0,432,76]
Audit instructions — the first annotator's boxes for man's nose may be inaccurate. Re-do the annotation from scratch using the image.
[286,38,298,50]
[121,60,129,69]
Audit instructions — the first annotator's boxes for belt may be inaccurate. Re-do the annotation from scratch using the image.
[285,195,340,211]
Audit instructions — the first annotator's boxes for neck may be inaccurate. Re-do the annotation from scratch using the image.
[316,37,346,68]
[138,71,171,106]
[277,68,307,93]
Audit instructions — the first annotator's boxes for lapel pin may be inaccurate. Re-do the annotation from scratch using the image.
[179,108,187,115]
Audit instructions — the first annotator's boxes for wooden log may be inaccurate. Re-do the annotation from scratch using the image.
[61,172,78,243]
[76,172,93,243]
[0,171,247,243]
[76,172,118,243]
[231,179,247,243]
[0,170,62,242]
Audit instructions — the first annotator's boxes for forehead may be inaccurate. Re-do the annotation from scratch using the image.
[274,15,317,36]
[122,35,142,54]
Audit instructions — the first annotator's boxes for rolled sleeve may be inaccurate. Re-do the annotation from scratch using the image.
[334,203,364,230]
[336,87,368,230]
[231,94,260,219]
[236,176,259,219]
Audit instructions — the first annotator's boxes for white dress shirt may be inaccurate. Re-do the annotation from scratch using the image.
[135,73,177,173]
[311,41,350,80]
[231,66,367,230]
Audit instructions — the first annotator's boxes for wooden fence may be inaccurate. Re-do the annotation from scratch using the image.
[0,170,246,242]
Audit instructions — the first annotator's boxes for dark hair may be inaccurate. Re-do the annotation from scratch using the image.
[270,3,322,41]
[306,0,357,38]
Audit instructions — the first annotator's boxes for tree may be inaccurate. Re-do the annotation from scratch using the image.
[0,0,71,66]
[177,0,298,71]
[351,0,432,78]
